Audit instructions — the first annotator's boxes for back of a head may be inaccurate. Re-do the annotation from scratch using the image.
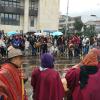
[41,53,54,69]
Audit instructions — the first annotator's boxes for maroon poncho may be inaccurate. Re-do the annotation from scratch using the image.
[65,64,100,100]
[0,63,28,100]
[31,68,64,100]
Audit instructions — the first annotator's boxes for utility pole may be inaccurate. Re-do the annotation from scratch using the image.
[65,0,69,37]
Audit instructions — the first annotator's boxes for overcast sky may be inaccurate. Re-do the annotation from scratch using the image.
[60,0,100,22]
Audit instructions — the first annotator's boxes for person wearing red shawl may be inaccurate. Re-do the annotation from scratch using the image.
[71,34,80,57]
[62,48,100,100]
[31,53,64,100]
[0,47,27,100]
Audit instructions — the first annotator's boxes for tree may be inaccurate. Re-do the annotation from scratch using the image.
[83,25,97,37]
[74,19,83,32]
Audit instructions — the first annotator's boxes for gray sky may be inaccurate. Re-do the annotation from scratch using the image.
[60,0,100,22]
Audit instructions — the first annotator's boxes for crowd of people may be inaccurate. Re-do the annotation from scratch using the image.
[0,31,100,100]
[0,31,100,60]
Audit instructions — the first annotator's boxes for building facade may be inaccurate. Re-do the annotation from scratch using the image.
[59,15,66,30]
[85,20,100,33]
[59,15,82,33]
[0,0,59,33]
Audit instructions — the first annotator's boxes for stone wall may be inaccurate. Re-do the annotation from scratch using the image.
[37,0,60,31]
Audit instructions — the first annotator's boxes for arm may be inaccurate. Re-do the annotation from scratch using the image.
[61,78,68,92]
[65,67,80,90]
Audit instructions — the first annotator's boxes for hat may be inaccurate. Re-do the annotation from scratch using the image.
[41,53,54,68]
[8,47,23,59]
[81,48,100,66]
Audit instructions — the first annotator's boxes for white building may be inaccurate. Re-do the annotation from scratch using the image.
[68,16,81,32]
[59,15,82,33]
[59,15,66,30]
[85,20,100,33]
[0,0,59,33]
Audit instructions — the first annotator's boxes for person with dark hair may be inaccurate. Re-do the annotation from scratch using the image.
[71,34,80,57]
[31,53,64,100]
[41,41,48,54]
[0,31,2,39]
[0,38,6,58]
[57,36,65,56]
[28,35,37,56]
[63,48,100,100]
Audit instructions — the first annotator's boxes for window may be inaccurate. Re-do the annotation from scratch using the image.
[4,14,9,24]
[9,1,13,6]
[30,0,35,9]
[1,0,20,8]
[30,16,34,27]
[4,0,9,6]
[13,2,17,7]
[59,19,66,23]
[1,0,4,5]
[30,0,38,10]
[1,13,20,25]
[1,13,5,24]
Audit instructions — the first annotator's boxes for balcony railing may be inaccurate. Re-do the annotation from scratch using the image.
[0,4,24,15]
[0,4,38,16]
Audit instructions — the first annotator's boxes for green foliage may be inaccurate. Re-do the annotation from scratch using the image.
[74,19,83,31]
[83,25,97,37]
[76,32,83,36]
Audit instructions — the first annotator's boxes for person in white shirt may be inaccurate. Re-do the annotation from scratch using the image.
[82,37,90,55]
[25,38,30,56]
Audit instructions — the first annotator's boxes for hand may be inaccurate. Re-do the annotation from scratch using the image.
[72,63,82,69]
